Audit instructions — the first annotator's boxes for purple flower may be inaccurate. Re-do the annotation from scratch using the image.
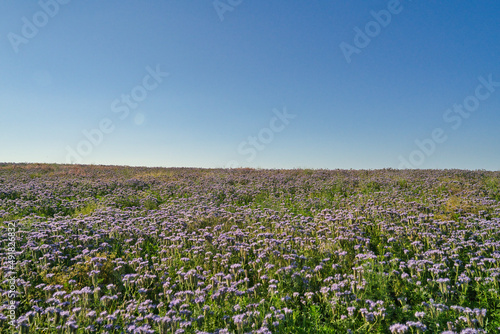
[389,323,408,334]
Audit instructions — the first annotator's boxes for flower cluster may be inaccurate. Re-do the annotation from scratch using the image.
[0,164,499,333]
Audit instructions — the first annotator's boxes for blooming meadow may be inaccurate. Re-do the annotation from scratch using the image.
[1,164,500,333]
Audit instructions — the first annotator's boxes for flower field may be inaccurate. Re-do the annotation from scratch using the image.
[1,163,500,333]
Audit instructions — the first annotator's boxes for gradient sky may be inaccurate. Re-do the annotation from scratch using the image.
[1,1,499,170]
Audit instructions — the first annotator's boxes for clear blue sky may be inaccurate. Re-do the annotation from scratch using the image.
[1,1,499,170]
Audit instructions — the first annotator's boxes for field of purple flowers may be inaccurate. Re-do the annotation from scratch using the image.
[1,164,500,333]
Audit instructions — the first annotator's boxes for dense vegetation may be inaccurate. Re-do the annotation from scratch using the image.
[1,164,500,333]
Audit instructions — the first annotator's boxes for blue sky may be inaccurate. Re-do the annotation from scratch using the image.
[1,1,499,170]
